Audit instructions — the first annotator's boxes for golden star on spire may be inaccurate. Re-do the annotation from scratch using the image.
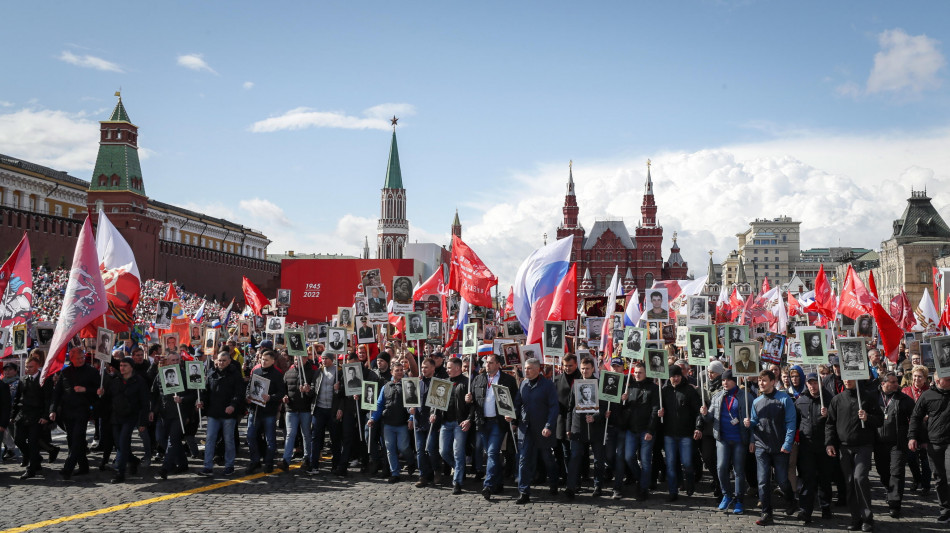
[391,116,399,127]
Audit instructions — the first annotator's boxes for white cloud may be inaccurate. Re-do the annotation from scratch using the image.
[242,81,254,90]
[0,101,13,107]
[58,51,124,73]
[866,29,945,95]
[238,198,293,227]
[0,108,100,170]
[177,53,217,75]
[250,103,415,133]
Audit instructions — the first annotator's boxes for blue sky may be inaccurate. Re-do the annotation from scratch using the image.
[2,2,950,288]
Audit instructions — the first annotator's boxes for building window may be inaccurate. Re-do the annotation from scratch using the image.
[67,207,75,217]
[55,205,63,216]
[645,273,654,288]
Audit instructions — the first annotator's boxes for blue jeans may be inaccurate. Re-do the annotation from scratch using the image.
[247,411,277,466]
[620,430,655,490]
[440,421,467,485]
[664,436,694,495]
[203,417,236,470]
[383,423,412,476]
[112,422,136,475]
[414,425,439,479]
[283,411,312,463]
[479,419,505,490]
[755,447,793,515]
[517,432,557,495]
[716,440,746,500]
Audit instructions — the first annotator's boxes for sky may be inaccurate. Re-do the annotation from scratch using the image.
[2,2,950,290]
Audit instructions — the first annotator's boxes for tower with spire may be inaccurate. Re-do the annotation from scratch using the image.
[556,161,584,262]
[634,160,665,289]
[377,116,408,259]
[86,92,161,276]
[451,209,462,239]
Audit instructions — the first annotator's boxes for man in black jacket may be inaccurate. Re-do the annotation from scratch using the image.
[434,357,471,494]
[659,364,702,501]
[152,352,198,479]
[245,350,286,474]
[565,357,609,499]
[411,357,440,487]
[826,379,884,531]
[617,361,659,501]
[369,361,413,483]
[49,347,99,480]
[553,354,580,485]
[14,355,57,479]
[874,371,914,518]
[909,374,950,523]
[279,353,315,472]
[98,357,149,483]
[794,372,833,523]
[197,352,243,476]
[466,353,519,499]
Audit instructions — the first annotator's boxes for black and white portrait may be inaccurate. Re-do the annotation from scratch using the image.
[343,363,363,396]
[402,377,421,408]
[366,286,387,314]
[326,327,347,354]
[687,331,707,364]
[688,296,708,323]
[337,307,353,329]
[799,329,826,364]
[600,371,622,403]
[426,378,452,411]
[932,336,950,379]
[732,343,759,377]
[406,312,426,341]
[837,338,868,380]
[356,316,376,344]
[276,289,291,307]
[96,327,115,360]
[505,321,525,337]
[204,328,217,352]
[361,382,378,411]
[462,323,478,354]
[248,374,270,407]
[573,379,599,413]
[392,276,414,305]
[186,361,205,389]
[305,324,319,342]
[286,329,306,357]
[160,365,184,395]
[544,321,564,350]
[265,316,285,334]
[855,314,874,338]
[494,386,516,419]
[427,320,441,341]
[155,300,174,329]
[317,323,329,342]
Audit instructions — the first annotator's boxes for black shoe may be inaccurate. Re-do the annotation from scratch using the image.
[846,523,862,531]
[159,468,168,480]
[278,459,289,471]
[516,493,530,504]
[861,522,873,532]
[796,510,811,524]
[549,485,558,496]
[821,508,833,519]
[564,489,575,500]
[59,470,71,481]
[938,510,950,523]
[129,461,138,476]
[668,493,678,502]
[889,507,900,519]
[74,466,89,476]
[591,487,603,497]
[246,462,261,475]
[49,447,60,464]
[453,483,462,495]
[637,490,649,502]
[263,464,274,474]
[482,487,491,501]
[388,475,400,484]
[110,474,125,484]
[19,470,36,480]
[755,514,773,526]
[174,465,188,474]
[785,504,798,516]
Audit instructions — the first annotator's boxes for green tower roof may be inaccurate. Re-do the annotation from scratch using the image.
[107,96,131,123]
[383,131,403,190]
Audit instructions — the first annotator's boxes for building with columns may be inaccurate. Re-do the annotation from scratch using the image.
[556,161,688,297]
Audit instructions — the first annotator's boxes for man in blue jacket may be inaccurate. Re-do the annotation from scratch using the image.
[746,369,797,526]
[703,369,753,515]
[514,357,558,504]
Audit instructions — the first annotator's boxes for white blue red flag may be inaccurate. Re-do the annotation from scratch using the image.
[513,237,574,345]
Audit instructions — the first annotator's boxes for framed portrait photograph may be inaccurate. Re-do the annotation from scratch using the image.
[248,374,270,407]
[162,332,180,355]
[155,300,174,329]
[798,328,829,365]
[304,323,319,343]
[185,360,206,389]
[265,315,285,335]
[543,321,565,358]
[461,322,478,354]
[922,342,936,371]
[317,322,329,343]
[520,343,541,364]
[427,319,441,342]
[731,342,760,377]
[35,322,54,348]
[763,333,786,364]
[686,331,710,366]
[159,364,185,396]
[189,323,203,345]
[361,381,378,411]
[392,275,414,312]
[855,314,875,338]
[646,320,664,340]
[355,316,376,344]
[646,349,669,380]
[471,317,484,339]
[11,325,29,356]
[565,319,577,337]
[360,268,382,289]
[677,314,688,327]
[622,327,646,360]
[585,317,604,342]
[276,288,291,308]
[204,328,218,353]
[599,371,623,403]
[337,306,354,331]
[365,286,388,315]
[505,320,526,339]
[95,327,115,361]
[929,335,950,379]
[426,378,453,411]
[342,363,363,396]
[401,377,421,408]
[494,385,517,419]
[787,340,803,364]
[285,328,307,357]
[405,311,427,341]
[501,342,521,366]
[573,378,599,413]
[325,327,347,354]
[484,323,497,341]
[237,320,252,342]
[687,295,709,325]
[724,325,749,357]
[644,288,670,322]
[353,296,369,318]
[837,337,869,381]
[675,326,689,348]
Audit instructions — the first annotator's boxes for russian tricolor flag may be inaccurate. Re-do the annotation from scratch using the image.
[513,237,574,345]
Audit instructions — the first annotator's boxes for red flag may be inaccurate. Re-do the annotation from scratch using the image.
[934,267,942,316]
[940,296,950,333]
[836,266,902,362]
[548,263,577,322]
[814,264,835,320]
[787,291,801,318]
[889,291,917,331]
[413,267,448,319]
[503,286,514,318]
[41,217,108,383]
[447,235,497,307]
[81,212,140,337]
[761,276,770,295]
[0,234,33,357]
[868,270,879,301]
[242,276,268,316]
[728,288,744,321]
[738,293,755,325]
[837,266,869,320]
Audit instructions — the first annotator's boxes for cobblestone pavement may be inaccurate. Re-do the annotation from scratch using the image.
[0,428,946,532]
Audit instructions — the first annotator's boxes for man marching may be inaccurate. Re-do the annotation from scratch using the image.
[467,353,519,500]
[515,358,559,504]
